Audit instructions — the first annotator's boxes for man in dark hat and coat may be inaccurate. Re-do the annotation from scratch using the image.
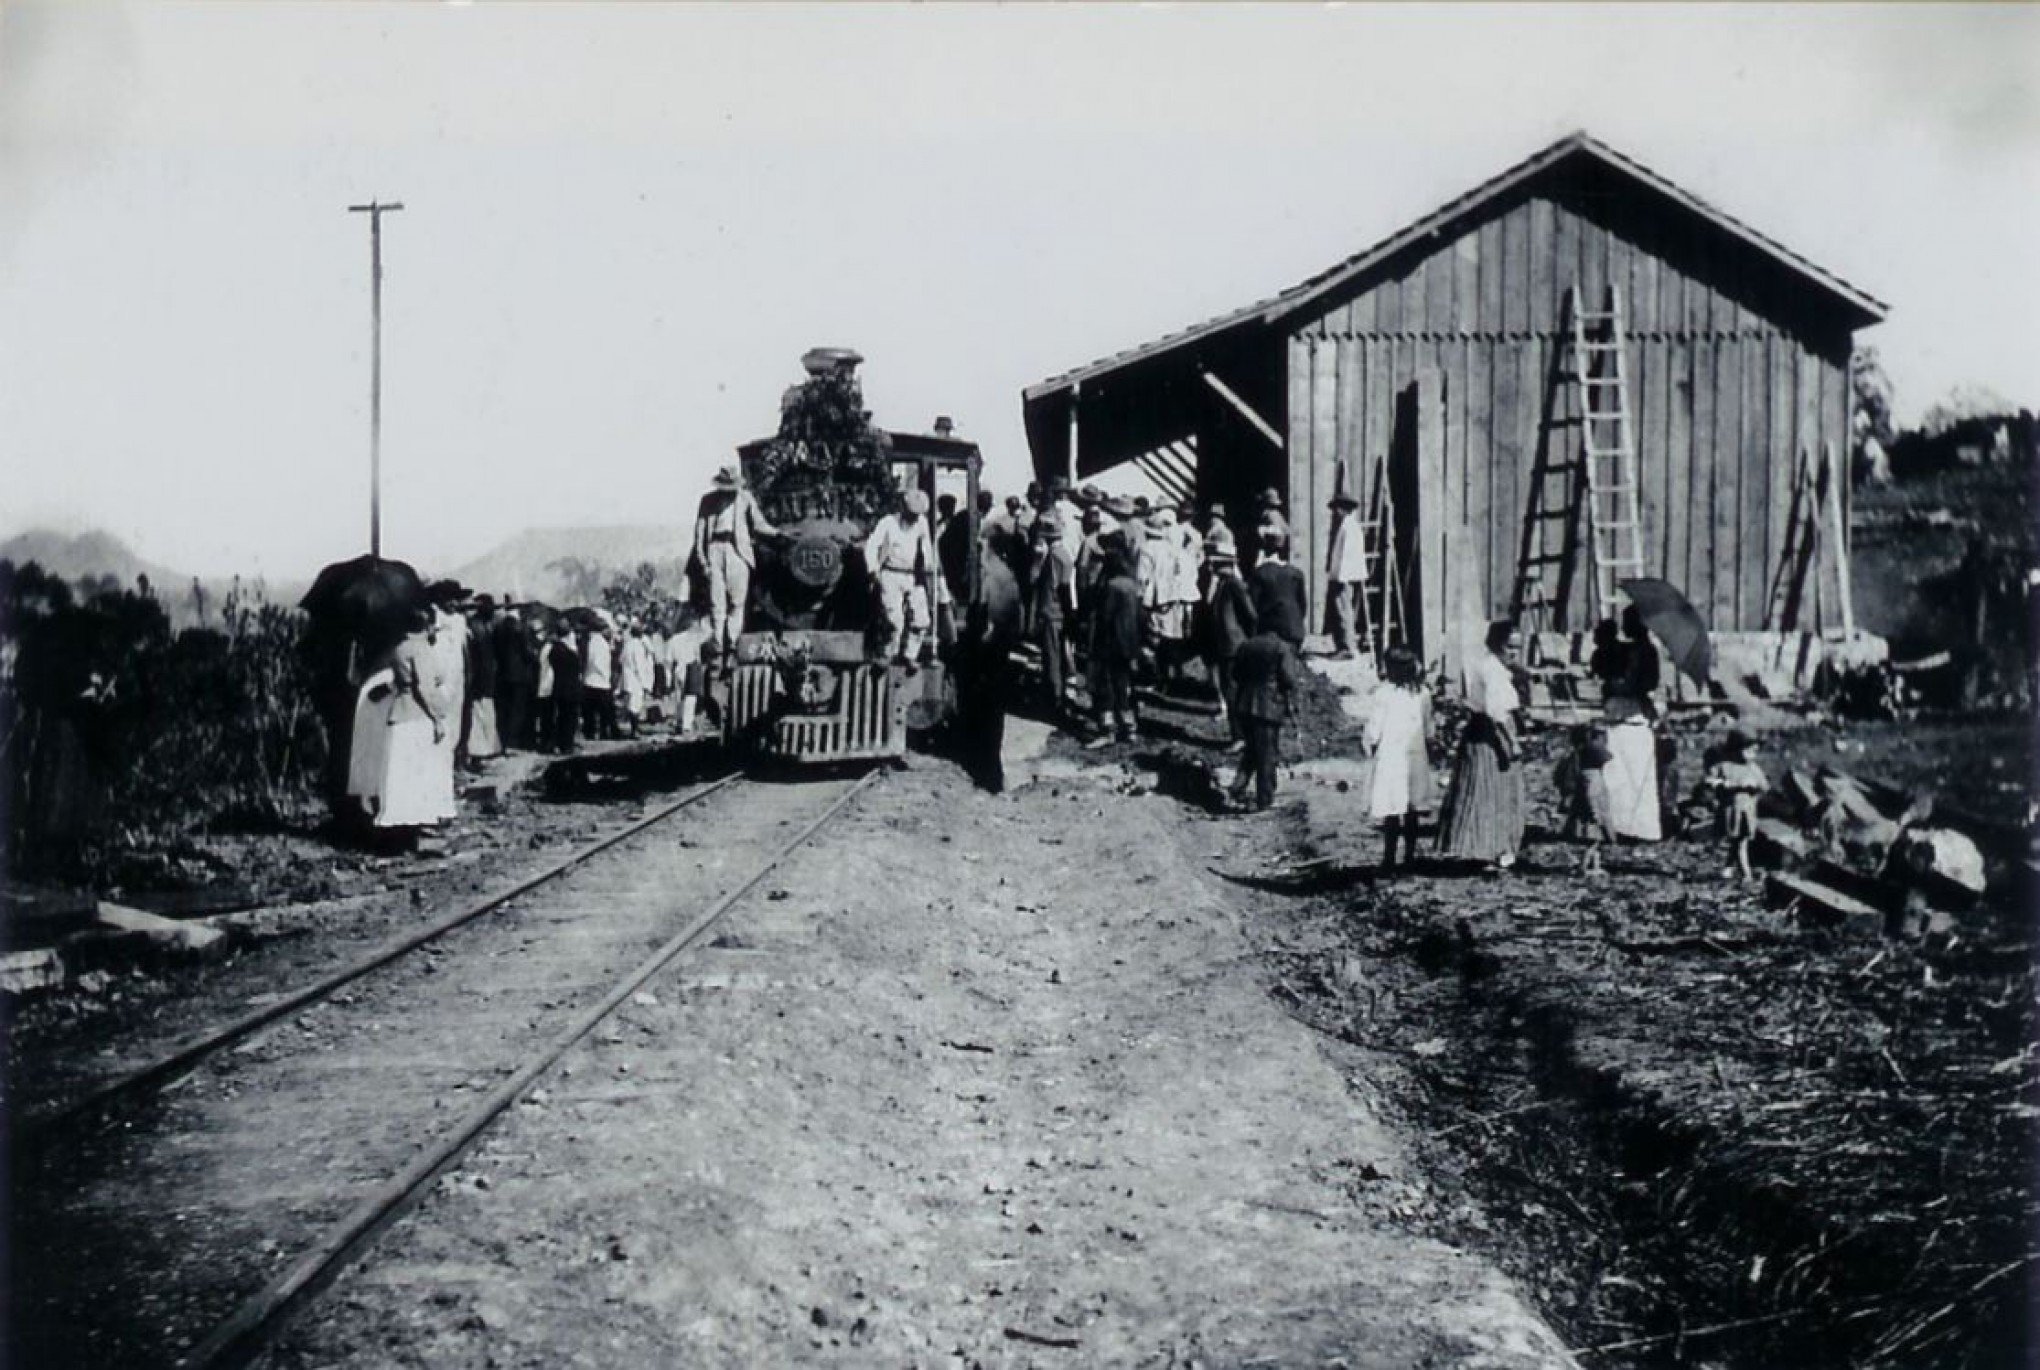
[492,603,538,751]
[1248,526,1309,649]
[1201,527,1256,746]
[1087,541,1144,745]
[946,525,1024,793]
[1228,624,1299,812]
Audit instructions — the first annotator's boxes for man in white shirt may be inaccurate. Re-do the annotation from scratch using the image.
[581,617,616,740]
[1324,488,1368,658]
[865,488,937,663]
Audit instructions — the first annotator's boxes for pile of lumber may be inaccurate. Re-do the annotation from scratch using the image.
[1750,765,2001,936]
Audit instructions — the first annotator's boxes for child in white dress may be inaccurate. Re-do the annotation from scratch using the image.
[1364,646,1437,873]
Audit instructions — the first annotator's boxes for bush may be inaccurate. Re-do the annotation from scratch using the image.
[2,561,326,883]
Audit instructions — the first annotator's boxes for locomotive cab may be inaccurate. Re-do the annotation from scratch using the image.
[716,349,981,763]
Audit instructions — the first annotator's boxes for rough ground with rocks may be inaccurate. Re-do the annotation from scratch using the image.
[263,755,1570,1368]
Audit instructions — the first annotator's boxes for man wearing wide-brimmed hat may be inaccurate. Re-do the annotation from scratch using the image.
[692,463,780,655]
[1324,462,1368,658]
[1027,510,1078,714]
[865,486,938,664]
[1201,530,1256,746]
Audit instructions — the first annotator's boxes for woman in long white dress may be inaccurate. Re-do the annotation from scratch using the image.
[372,613,456,829]
[1598,606,1663,841]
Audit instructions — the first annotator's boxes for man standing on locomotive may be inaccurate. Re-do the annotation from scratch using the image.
[691,464,779,657]
[865,487,938,665]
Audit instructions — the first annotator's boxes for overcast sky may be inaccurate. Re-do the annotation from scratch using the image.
[2,2,2035,579]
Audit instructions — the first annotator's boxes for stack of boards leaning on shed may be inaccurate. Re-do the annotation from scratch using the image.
[1022,131,1884,685]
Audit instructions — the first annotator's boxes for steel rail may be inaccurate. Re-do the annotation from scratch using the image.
[176,768,879,1370]
[18,771,743,1152]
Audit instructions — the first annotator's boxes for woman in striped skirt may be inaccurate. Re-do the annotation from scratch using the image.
[1437,619,1525,869]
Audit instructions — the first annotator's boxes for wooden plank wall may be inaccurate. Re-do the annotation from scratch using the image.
[1286,188,1856,656]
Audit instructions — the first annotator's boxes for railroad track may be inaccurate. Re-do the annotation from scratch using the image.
[6,768,880,1370]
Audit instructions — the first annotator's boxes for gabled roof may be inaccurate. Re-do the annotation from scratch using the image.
[1024,131,1887,403]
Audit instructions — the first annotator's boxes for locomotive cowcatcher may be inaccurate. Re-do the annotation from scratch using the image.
[714,348,981,763]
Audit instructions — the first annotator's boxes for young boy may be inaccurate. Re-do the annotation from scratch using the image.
[1554,722,1617,875]
[1702,730,1768,881]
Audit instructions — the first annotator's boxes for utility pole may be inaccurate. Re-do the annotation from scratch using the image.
[347,199,403,557]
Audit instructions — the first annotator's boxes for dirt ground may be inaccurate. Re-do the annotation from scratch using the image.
[266,755,1573,1369]
[9,655,2033,1369]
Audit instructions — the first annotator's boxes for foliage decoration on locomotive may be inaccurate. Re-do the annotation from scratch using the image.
[718,348,982,763]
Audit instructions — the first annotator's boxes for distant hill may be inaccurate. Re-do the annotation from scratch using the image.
[0,528,304,623]
[0,528,187,592]
[450,524,692,606]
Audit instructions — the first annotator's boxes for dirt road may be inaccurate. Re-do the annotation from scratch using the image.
[269,759,1570,1368]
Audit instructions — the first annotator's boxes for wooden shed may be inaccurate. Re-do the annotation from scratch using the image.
[1022,132,1885,664]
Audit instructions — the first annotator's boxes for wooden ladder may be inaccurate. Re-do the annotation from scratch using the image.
[1570,285,1649,618]
[1352,446,1407,659]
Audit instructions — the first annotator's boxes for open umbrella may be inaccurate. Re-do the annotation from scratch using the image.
[299,554,430,657]
[1618,577,1712,684]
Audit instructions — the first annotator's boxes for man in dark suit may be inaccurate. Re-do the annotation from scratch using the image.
[947,526,1024,794]
[1228,627,1298,812]
[492,606,537,751]
[1200,533,1257,745]
[1246,528,1308,648]
[1086,543,1144,745]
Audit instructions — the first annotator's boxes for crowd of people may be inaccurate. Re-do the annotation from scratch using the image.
[1360,610,1765,881]
[339,589,715,840]
[961,477,1307,775]
[340,470,1761,880]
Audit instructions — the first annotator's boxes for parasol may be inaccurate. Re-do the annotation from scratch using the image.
[1618,577,1712,684]
[299,554,429,656]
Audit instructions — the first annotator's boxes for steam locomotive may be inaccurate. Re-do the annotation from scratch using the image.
[716,349,981,762]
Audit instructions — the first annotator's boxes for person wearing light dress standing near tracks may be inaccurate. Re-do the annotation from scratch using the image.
[1437,619,1524,869]
[617,618,655,738]
[429,599,468,777]
[350,608,456,832]
[1365,645,1437,874]
[1594,606,1663,841]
